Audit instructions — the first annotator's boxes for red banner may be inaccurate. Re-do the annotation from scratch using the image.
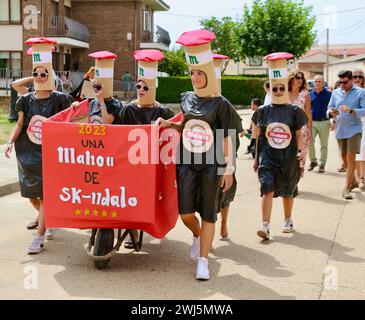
[42,121,180,239]
[49,99,90,123]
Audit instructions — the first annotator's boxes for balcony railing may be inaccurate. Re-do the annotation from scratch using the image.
[140,25,171,48]
[46,16,90,43]
[141,31,154,43]
[0,69,137,100]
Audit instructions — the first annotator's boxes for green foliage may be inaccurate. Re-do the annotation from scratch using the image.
[156,77,266,105]
[237,0,317,59]
[156,77,193,102]
[0,114,16,145]
[200,16,241,73]
[158,47,188,76]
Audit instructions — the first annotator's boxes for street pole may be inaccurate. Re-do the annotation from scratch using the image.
[326,28,329,84]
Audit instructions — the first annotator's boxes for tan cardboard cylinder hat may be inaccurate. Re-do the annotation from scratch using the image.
[25,37,57,91]
[88,51,117,99]
[133,49,164,105]
[80,66,96,99]
[213,54,229,95]
[176,29,219,97]
[263,52,294,105]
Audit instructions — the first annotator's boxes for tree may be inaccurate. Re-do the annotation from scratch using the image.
[158,47,188,76]
[200,16,241,73]
[236,0,317,59]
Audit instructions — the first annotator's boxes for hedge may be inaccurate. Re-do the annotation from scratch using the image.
[156,76,266,105]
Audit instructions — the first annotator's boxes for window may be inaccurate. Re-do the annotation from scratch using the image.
[0,51,21,73]
[51,0,59,17]
[65,6,71,17]
[0,0,21,24]
[10,0,20,22]
[143,10,152,32]
[0,52,10,69]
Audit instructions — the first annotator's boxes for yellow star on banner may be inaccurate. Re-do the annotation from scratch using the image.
[111,211,118,218]
[93,209,99,216]
[101,210,108,217]
[75,209,82,216]
[84,208,91,216]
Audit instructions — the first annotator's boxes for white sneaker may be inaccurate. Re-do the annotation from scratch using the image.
[196,257,210,280]
[45,228,56,240]
[282,218,294,233]
[28,234,45,254]
[190,236,200,260]
[257,222,270,240]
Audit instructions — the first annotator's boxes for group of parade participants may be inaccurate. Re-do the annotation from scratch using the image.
[4,30,309,281]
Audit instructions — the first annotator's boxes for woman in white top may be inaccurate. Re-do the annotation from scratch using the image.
[288,70,312,177]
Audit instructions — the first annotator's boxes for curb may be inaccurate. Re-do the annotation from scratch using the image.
[0,181,20,197]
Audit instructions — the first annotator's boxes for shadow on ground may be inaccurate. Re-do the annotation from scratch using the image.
[21,228,295,300]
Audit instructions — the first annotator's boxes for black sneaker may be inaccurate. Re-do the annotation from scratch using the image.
[308,162,318,171]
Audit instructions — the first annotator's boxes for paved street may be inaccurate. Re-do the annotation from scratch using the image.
[0,112,365,300]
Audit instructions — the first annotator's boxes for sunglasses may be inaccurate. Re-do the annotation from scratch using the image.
[136,84,149,91]
[295,76,304,80]
[353,75,364,79]
[338,80,349,85]
[272,86,285,93]
[32,72,48,78]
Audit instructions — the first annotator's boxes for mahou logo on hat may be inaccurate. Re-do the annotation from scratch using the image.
[183,119,214,153]
[265,122,292,149]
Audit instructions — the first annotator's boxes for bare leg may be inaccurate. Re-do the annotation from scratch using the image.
[180,213,201,238]
[283,197,294,219]
[360,161,365,178]
[220,206,229,238]
[29,198,40,212]
[262,192,274,223]
[342,153,348,171]
[200,220,215,258]
[37,200,46,236]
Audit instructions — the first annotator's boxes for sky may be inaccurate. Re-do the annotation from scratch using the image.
[155,0,365,49]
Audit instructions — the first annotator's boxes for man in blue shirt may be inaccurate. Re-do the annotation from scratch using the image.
[328,70,365,199]
[308,75,332,173]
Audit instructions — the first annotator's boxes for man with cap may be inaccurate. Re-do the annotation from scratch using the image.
[4,37,74,253]
[327,70,365,200]
[252,52,308,241]
[119,49,174,248]
[157,30,241,280]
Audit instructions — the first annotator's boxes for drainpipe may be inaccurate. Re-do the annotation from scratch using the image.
[134,1,137,78]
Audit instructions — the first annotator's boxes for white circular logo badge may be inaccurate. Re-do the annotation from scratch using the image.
[27,115,48,145]
[182,119,214,153]
[265,122,292,149]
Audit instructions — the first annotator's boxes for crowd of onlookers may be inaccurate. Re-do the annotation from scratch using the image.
[243,68,365,200]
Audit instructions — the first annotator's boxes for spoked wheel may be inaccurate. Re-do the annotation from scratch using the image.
[93,229,115,269]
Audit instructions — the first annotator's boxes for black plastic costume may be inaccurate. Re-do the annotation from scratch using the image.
[119,101,174,125]
[252,104,308,198]
[177,92,242,222]
[14,92,74,199]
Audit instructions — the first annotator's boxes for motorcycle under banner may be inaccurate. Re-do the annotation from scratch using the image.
[42,119,180,239]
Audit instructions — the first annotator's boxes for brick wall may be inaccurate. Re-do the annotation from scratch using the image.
[22,0,65,72]
[22,0,42,72]
[72,0,142,80]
